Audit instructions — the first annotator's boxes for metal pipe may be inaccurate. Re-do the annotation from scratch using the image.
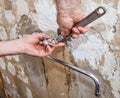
[46,55,100,97]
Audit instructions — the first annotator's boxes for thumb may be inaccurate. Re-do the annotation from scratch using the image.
[61,29,70,36]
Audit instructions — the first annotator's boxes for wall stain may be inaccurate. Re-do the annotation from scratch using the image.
[17,14,41,36]
[0,71,9,98]
[4,0,12,10]
[99,54,105,66]
[41,58,49,86]
[74,59,115,98]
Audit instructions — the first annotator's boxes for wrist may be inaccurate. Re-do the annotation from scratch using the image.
[56,0,81,16]
[57,9,81,18]
[14,38,26,54]
[0,39,25,56]
[6,39,26,55]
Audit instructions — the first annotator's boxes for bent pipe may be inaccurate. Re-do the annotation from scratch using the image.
[46,55,100,97]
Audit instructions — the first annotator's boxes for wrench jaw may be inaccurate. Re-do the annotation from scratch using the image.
[42,29,72,46]
[41,35,67,46]
[42,38,54,46]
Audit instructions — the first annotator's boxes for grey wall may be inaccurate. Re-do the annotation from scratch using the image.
[0,0,120,98]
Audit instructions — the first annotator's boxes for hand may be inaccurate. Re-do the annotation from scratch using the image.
[56,0,87,38]
[57,10,87,38]
[21,33,65,57]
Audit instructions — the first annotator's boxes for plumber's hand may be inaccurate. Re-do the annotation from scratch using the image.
[22,33,65,57]
[57,10,87,38]
[56,0,87,38]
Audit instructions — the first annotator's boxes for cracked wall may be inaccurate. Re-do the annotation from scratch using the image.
[0,0,120,98]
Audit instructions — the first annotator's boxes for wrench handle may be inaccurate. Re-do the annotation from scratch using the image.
[67,6,106,37]
[74,6,106,27]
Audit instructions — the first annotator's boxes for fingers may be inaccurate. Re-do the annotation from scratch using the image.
[44,41,65,55]
[79,26,88,34]
[72,27,80,35]
[32,33,50,40]
[45,42,56,55]
[61,30,70,36]
[46,45,54,54]
[56,42,65,47]
[72,26,88,38]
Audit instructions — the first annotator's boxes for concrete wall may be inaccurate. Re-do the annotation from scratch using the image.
[0,0,120,98]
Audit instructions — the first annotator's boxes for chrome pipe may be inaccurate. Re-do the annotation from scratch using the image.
[46,55,100,97]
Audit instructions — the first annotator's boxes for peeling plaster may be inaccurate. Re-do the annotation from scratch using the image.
[16,0,29,17]
[26,87,33,98]
[117,0,120,14]
[99,7,117,42]
[7,62,16,76]
[10,24,18,39]
[6,88,20,98]
[26,64,44,87]
[0,26,8,40]
[6,55,19,62]
[71,33,108,68]
[4,11,15,24]
[0,7,2,24]
[33,0,58,32]
[4,0,12,10]
[4,75,11,84]
[17,66,28,84]
[0,58,6,70]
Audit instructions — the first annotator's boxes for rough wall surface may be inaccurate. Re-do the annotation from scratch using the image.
[0,0,120,98]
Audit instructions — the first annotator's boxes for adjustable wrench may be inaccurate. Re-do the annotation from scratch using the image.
[43,6,106,46]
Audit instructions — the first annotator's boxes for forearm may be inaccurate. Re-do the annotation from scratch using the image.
[0,39,25,56]
[55,0,81,16]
